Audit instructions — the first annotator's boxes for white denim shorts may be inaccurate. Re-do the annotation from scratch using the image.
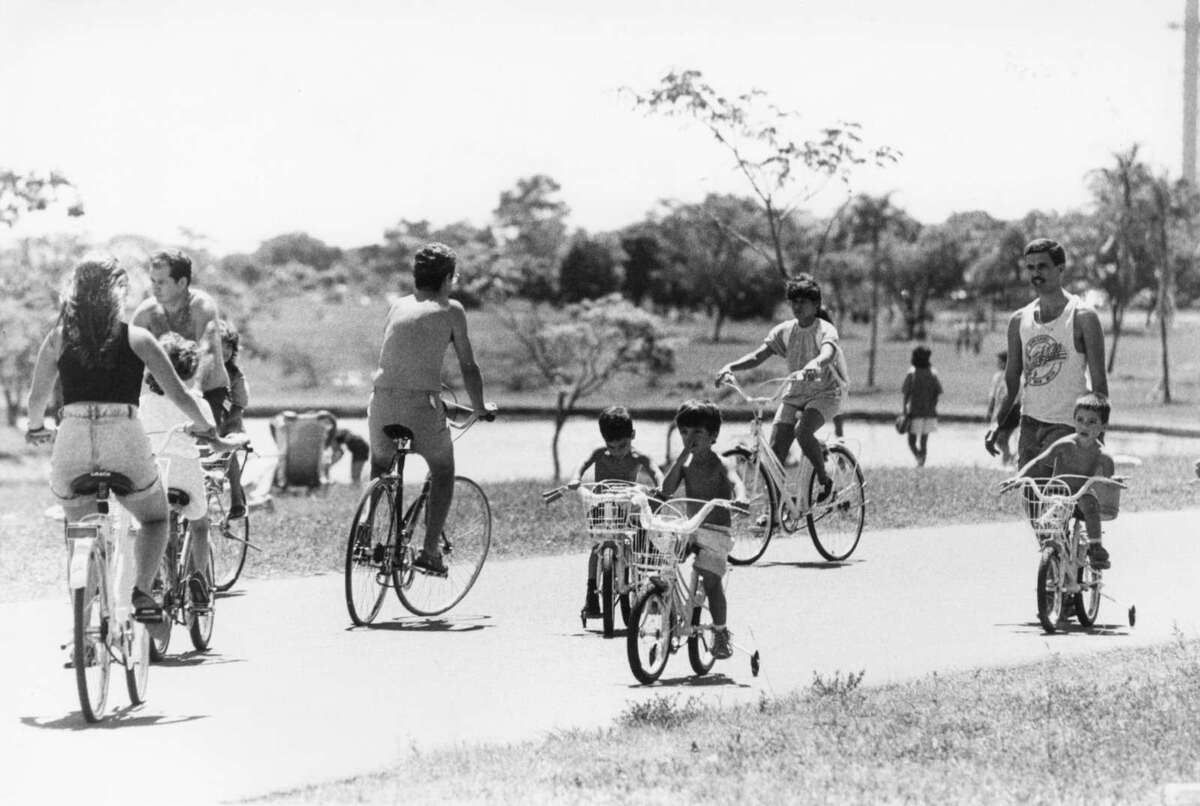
[688,525,734,576]
[50,404,165,515]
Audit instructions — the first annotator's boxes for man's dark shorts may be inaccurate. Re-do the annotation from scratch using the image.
[1017,416,1074,474]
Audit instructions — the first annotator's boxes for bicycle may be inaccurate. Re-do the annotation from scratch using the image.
[149,431,251,660]
[202,442,257,592]
[622,490,760,684]
[717,376,867,564]
[541,480,651,638]
[344,400,497,624]
[999,474,1131,634]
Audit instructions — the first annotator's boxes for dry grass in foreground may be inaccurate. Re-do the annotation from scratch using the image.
[257,636,1200,805]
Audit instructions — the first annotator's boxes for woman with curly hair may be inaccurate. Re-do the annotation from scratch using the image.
[25,258,216,622]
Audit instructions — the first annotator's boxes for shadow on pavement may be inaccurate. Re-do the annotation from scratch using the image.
[20,710,208,731]
[628,672,750,689]
[214,590,248,600]
[153,651,245,668]
[758,560,859,570]
[1002,620,1131,637]
[356,614,493,633]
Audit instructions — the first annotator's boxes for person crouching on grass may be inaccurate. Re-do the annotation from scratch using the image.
[659,400,747,660]
[1015,393,1116,570]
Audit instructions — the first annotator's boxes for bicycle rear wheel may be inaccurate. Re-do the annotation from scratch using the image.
[601,545,617,638]
[687,605,715,676]
[627,587,672,684]
[188,545,216,651]
[345,480,395,626]
[149,551,173,662]
[209,480,249,592]
[723,449,777,565]
[124,620,150,705]
[806,445,865,561]
[1037,548,1065,633]
[1073,523,1101,627]
[74,546,111,723]
[396,476,491,616]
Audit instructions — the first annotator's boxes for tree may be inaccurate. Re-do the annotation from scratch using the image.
[559,235,622,302]
[618,229,664,306]
[492,175,570,301]
[1,169,83,227]
[498,295,673,480]
[843,193,920,387]
[654,194,781,341]
[628,70,899,279]
[254,232,342,273]
[888,225,969,340]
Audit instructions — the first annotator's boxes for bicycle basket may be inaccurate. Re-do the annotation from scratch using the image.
[1022,479,1074,544]
[629,500,689,584]
[577,482,642,539]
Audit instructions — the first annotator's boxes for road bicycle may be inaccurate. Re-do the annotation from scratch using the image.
[344,400,496,624]
[150,433,251,660]
[202,442,257,592]
[61,472,152,723]
[718,376,867,564]
[999,474,1132,634]
[622,490,760,684]
[541,480,652,638]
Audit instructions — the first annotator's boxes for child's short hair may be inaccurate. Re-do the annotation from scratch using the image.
[911,345,932,369]
[598,406,634,441]
[1074,392,1110,425]
[785,274,822,304]
[146,332,200,394]
[674,399,722,437]
[218,319,240,361]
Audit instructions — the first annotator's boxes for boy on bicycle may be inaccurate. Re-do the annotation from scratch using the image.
[659,400,747,660]
[716,275,848,502]
[1015,393,1116,569]
[567,406,664,620]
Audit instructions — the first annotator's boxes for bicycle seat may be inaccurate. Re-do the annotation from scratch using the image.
[382,424,414,443]
[167,488,190,508]
[69,471,135,497]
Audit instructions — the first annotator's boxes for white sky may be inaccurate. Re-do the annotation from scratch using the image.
[0,0,1190,254]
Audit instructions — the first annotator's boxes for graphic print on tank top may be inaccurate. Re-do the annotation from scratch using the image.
[1023,334,1069,387]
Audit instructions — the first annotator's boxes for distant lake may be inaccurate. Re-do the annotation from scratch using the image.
[242,415,1200,486]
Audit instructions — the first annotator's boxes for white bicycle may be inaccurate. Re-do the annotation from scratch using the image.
[718,376,867,564]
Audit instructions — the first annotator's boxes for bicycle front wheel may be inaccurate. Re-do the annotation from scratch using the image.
[124,620,150,705]
[396,476,491,617]
[627,587,672,684]
[345,480,395,626]
[723,449,777,565]
[209,482,249,592]
[1037,548,1065,633]
[1073,524,1101,627]
[74,546,111,723]
[188,545,216,651]
[601,545,617,638]
[806,445,865,562]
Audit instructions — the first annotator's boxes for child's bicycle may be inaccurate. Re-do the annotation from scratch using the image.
[344,400,497,624]
[622,490,760,684]
[998,475,1132,634]
[150,430,251,660]
[202,441,257,592]
[541,480,651,637]
[717,376,867,565]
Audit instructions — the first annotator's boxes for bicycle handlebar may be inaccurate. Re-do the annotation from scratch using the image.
[998,474,1128,500]
[718,375,795,410]
[626,490,747,534]
[445,400,498,431]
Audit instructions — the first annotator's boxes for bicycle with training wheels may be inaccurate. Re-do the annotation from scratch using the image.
[999,474,1132,634]
[541,480,652,638]
[345,399,497,624]
[202,441,257,592]
[717,376,867,565]
[150,430,251,660]
[623,490,761,684]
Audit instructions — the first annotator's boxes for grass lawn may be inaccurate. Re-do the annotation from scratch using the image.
[257,636,1200,804]
[243,298,1200,429]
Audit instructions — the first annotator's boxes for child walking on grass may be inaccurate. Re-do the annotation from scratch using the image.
[1016,393,1116,569]
[568,406,664,619]
[659,400,747,660]
[901,345,943,467]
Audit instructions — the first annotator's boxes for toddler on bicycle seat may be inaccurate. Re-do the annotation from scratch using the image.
[659,400,748,660]
[716,274,848,503]
[1016,393,1116,569]
[568,406,664,620]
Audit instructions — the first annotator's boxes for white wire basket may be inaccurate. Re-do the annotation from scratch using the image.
[576,481,645,540]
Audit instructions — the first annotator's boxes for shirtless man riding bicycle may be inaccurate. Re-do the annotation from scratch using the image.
[367,242,487,576]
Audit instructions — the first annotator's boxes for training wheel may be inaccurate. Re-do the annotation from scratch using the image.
[750,650,760,677]
[1128,605,1136,627]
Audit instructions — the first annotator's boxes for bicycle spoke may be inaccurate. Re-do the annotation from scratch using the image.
[396,477,491,616]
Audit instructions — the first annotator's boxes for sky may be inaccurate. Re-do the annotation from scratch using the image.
[0,0,1191,255]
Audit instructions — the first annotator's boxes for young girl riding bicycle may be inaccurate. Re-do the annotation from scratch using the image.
[716,275,848,502]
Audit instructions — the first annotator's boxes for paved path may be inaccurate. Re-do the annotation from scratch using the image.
[1,509,1198,803]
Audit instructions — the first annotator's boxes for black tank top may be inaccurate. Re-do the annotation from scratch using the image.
[59,323,145,406]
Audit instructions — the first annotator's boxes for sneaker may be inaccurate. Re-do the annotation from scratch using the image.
[131,587,164,623]
[1088,543,1111,570]
[581,595,602,620]
[227,504,247,520]
[412,550,449,577]
[753,514,769,530]
[711,628,733,660]
[188,572,211,608]
[814,476,834,505]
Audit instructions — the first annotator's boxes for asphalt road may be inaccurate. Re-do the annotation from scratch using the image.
[1,508,1198,804]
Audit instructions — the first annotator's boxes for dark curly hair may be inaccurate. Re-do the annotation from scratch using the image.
[61,259,128,370]
[145,332,200,395]
[598,406,634,442]
[413,242,457,291]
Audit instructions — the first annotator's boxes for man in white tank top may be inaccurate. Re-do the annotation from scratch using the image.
[368,243,487,575]
[985,239,1108,475]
